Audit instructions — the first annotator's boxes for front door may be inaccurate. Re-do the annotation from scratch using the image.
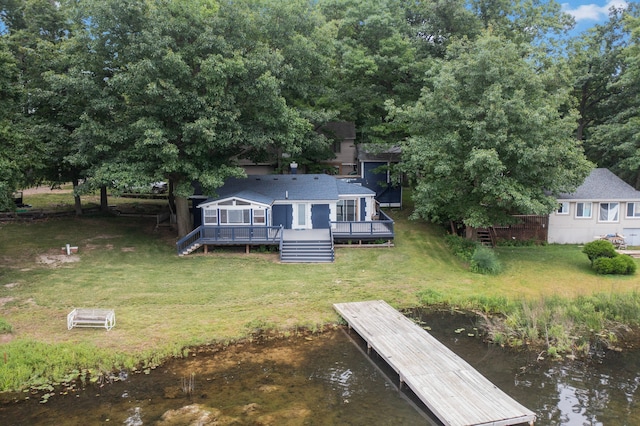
[293,203,310,229]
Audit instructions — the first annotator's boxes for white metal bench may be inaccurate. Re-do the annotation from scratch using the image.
[67,308,116,331]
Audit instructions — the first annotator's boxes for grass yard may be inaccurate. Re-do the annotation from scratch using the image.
[1,190,640,390]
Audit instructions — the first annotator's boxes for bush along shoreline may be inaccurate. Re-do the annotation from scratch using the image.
[417,289,640,360]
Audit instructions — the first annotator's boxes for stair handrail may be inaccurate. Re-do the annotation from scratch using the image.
[329,227,335,262]
[176,225,203,254]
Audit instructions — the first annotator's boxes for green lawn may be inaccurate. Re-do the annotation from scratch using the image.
[1,192,639,390]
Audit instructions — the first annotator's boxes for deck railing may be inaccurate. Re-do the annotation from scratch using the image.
[176,226,204,254]
[177,212,394,254]
[177,225,283,254]
[330,210,394,239]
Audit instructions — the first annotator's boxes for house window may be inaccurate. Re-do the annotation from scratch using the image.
[295,203,307,227]
[627,202,640,218]
[337,199,357,221]
[219,209,251,225]
[253,209,265,224]
[576,202,592,218]
[599,202,619,222]
[204,209,217,225]
[557,202,569,215]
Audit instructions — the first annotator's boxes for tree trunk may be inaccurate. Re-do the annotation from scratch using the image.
[465,226,474,240]
[175,195,192,237]
[100,185,109,212]
[72,178,82,216]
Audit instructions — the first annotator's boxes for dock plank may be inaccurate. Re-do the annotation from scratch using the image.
[334,300,536,426]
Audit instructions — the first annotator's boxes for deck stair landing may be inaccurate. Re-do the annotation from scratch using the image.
[334,300,536,426]
[280,229,334,263]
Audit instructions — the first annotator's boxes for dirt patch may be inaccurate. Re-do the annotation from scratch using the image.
[21,186,72,195]
[0,333,14,344]
[121,247,136,252]
[0,296,16,306]
[37,254,80,267]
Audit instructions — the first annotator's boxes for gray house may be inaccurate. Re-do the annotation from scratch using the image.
[548,168,640,245]
[177,174,395,261]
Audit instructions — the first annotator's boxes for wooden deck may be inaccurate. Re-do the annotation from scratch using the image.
[334,300,536,426]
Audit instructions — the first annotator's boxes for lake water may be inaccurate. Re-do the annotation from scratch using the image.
[1,311,639,425]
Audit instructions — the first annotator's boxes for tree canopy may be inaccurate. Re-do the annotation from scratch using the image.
[391,32,593,228]
[1,0,638,236]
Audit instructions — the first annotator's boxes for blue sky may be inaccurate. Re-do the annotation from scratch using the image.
[0,1,631,38]
[561,0,629,34]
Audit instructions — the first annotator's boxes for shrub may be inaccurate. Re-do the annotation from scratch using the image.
[0,318,12,334]
[470,246,502,275]
[593,255,637,275]
[582,240,617,265]
[612,255,637,275]
[444,234,478,262]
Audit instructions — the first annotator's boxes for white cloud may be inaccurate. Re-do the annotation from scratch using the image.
[562,1,628,22]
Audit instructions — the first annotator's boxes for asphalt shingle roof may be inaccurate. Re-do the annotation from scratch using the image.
[557,168,640,201]
[207,174,374,204]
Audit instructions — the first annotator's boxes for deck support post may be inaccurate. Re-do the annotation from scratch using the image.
[204,245,208,254]
[245,244,250,254]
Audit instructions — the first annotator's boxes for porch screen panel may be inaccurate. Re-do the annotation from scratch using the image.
[337,200,356,221]
[204,209,218,225]
[360,197,366,221]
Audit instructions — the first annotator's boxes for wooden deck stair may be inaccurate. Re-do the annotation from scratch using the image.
[179,242,201,256]
[280,229,334,263]
[476,228,496,247]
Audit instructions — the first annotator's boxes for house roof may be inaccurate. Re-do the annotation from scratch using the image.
[557,168,640,201]
[357,144,402,162]
[203,174,375,205]
[320,122,356,140]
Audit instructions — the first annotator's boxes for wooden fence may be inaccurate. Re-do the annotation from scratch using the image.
[491,215,549,243]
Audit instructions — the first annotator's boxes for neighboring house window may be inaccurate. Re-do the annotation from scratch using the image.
[204,209,218,225]
[599,202,619,222]
[253,209,265,224]
[627,202,640,218]
[557,202,569,215]
[220,209,251,224]
[576,202,592,218]
[333,140,341,153]
[337,199,357,221]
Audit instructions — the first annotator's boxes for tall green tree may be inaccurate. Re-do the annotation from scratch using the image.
[2,0,93,213]
[581,5,640,187]
[76,0,321,236]
[0,37,28,210]
[391,32,592,230]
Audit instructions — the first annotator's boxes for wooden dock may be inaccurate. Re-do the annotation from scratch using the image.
[334,300,536,426]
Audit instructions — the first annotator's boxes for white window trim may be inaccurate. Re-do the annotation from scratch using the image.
[253,209,266,225]
[575,202,592,219]
[626,202,640,218]
[598,202,619,223]
[337,199,358,222]
[219,208,251,225]
[203,208,218,225]
[557,201,569,215]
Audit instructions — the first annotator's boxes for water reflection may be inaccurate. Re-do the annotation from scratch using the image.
[1,312,640,425]
[413,310,640,425]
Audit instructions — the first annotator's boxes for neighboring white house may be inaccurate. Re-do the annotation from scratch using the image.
[548,168,640,245]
